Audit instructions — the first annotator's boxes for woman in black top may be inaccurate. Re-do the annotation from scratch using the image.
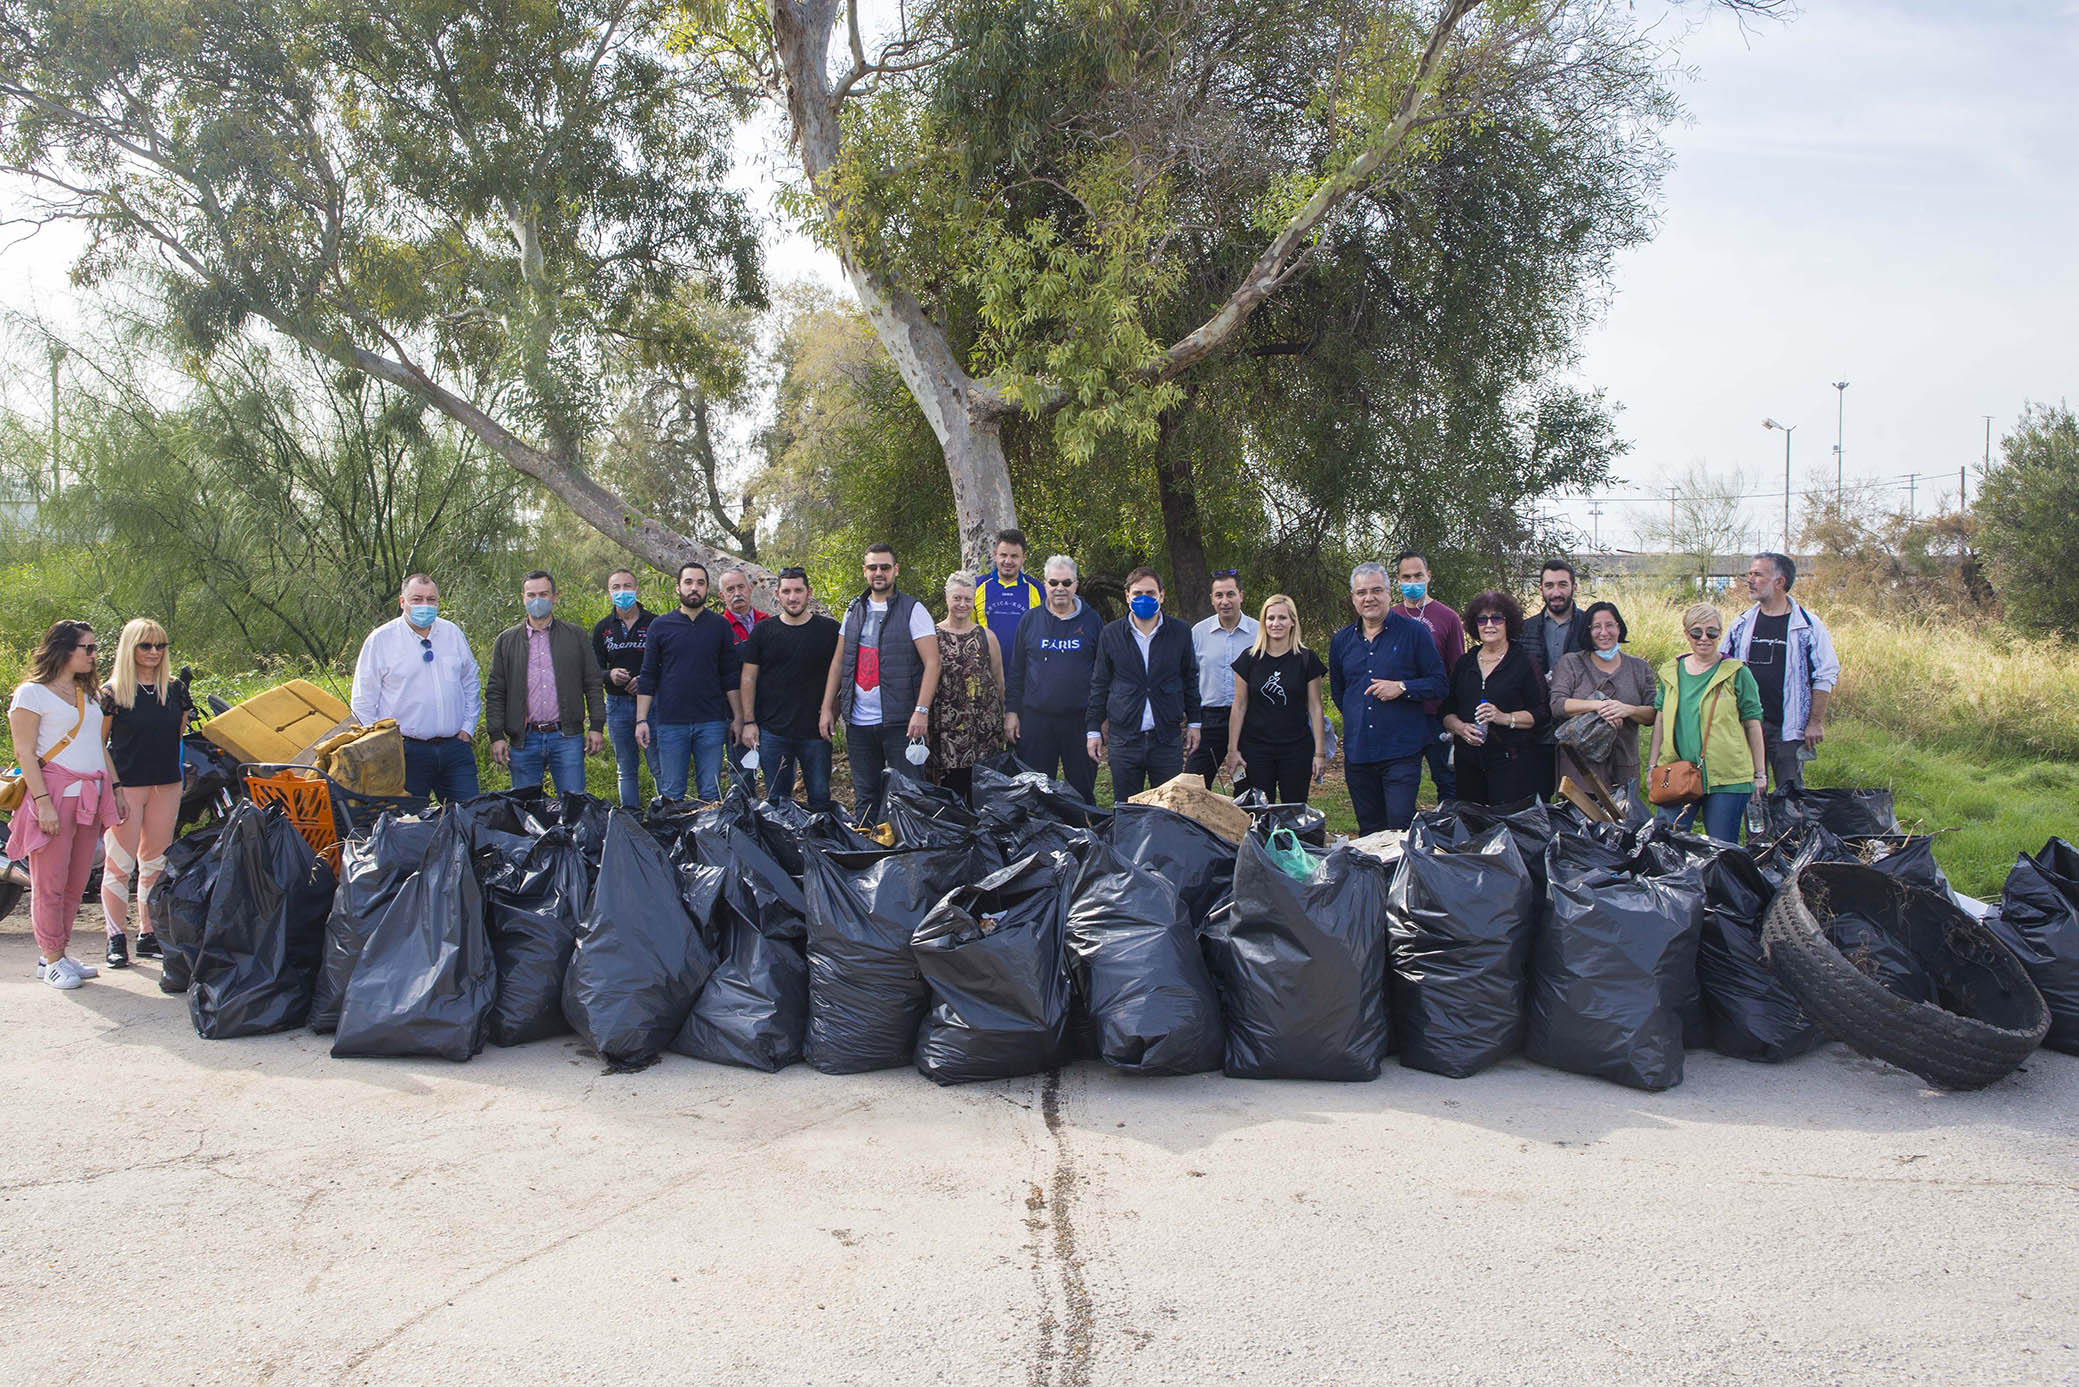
[1441,591,1550,807]
[1224,594,1328,805]
[98,618,192,967]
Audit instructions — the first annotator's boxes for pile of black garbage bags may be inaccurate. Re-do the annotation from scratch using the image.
[140,762,2076,1090]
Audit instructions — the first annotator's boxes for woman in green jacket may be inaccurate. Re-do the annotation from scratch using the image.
[1647,602,1768,843]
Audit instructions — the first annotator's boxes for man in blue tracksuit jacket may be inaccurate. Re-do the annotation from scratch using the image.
[1086,566,1201,802]
[1328,560,1448,833]
[1004,554,1106,802]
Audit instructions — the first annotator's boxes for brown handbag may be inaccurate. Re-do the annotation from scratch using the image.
[1647,677,1726,808]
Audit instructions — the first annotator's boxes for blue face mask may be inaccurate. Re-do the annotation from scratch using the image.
[408,604,439,628]
[1129,593,1160,620]
[1399,582,1427,602]
[524,596,554,620]
[610,590,638,611]
[1595,646,1621,661]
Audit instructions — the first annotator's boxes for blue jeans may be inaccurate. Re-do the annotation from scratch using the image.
[845,721,913,824]
[403,736,480,803]
[1346,755,1421,835]
[1658,791,1748,845]
[508,729,586,797]
[605,694,659,808]
[760,733,832,809]
[654,720,728,803]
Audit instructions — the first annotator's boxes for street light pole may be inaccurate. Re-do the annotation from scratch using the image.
[1831,381,1848,508]
[1764,418,1795,552]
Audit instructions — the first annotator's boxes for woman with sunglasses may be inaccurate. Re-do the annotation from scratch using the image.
[98,619,194,967]
[1647,602,1767,843]
[6,621,128,990]
[1439,591,1550,806]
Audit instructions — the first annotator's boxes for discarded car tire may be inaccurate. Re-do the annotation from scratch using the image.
[1762,862,2048,1090]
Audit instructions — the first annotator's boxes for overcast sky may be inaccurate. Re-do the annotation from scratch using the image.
[4,2,2074,554]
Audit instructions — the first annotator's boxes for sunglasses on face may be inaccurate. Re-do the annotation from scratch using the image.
[75,643,99,655]
[864,563,893,573]
[1687,627,1722,641]
[1474,614,1506,626]
[137,642,168,651]
[1045,578,1074,588]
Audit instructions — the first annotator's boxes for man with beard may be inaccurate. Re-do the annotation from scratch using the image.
[717,567,768,798]
[740,567,843,808]
[824,544,941,823]
[633,562,744,804]
[1516,559,1592,799]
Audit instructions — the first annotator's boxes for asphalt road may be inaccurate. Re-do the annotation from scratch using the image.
[3,926,2074,1387]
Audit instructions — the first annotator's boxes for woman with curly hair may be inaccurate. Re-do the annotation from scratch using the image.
[1440,590,1551,806]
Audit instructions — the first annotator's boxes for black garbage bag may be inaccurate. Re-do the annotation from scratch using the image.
[1767,787,1899,838]
[1063,843,1223,1075]
[332,816,497,1061]
[148,822,226,994]
[687,817,809,941]
[670,908,810,1072]
[1694,850,1821,1062]
[453,790,555,839]
[1415,797,1559,935]
[911,854,1073,1084]
[1527,835,1705,1091]
[802,842,980,1073]
[970,759,1109,833]
[561,810,716,1071]
[311,815,442,1033]
[1012,819,1100,865]
[554,793,614,870]
[1855,835,1951,895]
[1203,830,1393,1081]
[1232,789,1329,847]
[188,804,337,1039]
[1387,823,1535,1078]
[1988,839,2079,1053]
[883,770,982,848]
[481,827,588,1046]
[1627,822,1720,1048]
[1825,909,1933,1002]
[752,796,862,880]
[1105,804,1237,928]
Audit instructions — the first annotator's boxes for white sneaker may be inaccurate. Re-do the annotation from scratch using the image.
[60,956,98,979]
[37,960,83,990]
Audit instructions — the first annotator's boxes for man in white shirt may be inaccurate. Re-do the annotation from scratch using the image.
[350,573,483,801]
[1187,569,1257,786]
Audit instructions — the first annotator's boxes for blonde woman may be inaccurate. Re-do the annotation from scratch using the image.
[1223,594,1328,804]
[1648,601,1767,844]
[98,618,192,967]
[7,621,127,990]
[928,573,1005,801]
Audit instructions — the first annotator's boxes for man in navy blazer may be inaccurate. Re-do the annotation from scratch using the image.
[1086,567,1201,802]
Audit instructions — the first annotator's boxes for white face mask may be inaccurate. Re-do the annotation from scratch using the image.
[740,748,760,772]
[1594,646,1621,661]
[904,739,930,766]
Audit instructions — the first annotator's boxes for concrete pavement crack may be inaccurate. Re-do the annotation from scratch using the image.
[1030,1067,1094,1387]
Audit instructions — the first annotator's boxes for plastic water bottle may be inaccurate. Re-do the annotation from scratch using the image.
[1745,791,1767,840]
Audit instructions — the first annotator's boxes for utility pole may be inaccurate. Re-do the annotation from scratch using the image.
[1764,418,1795,552]
[1831,380,1849,508]
[1906,472,1917,520]
[1959,465,1966,513]
[1587,499,1604,552]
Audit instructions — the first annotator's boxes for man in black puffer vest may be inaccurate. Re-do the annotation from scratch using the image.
[823,543,942,824]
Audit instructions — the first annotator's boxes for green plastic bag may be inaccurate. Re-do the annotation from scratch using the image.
[1263,827,1322,882]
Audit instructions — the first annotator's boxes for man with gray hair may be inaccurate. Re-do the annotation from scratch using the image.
[1002,554,1105,802]
[1721,551,1839,794]
[1328,560,1448,833]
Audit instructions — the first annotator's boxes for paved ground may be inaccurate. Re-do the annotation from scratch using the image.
[4,922,2075,1387]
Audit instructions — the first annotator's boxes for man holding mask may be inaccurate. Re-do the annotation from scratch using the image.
[740,566,842,808]
[823,544,940,823]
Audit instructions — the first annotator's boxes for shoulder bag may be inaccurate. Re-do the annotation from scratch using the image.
[0,685,89,812]
[1647,676,1727,809]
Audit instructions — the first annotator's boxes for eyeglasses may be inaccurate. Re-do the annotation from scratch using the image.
[1686,627,1722,641]
[420,637,435,663]
[1474,613,1506,626]
[1045,578,1075,588]
[778,566,807,581]
[137,642,168,652]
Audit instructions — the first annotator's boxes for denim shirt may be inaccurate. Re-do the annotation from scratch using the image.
[1328,612,1450,762]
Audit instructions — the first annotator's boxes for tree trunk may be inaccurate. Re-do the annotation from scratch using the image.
[1152,405,1214,620]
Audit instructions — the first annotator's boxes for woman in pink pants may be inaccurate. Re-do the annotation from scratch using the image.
[7,621,128,990]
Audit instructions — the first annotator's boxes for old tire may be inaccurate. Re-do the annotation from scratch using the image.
[1762,862,2047,1090]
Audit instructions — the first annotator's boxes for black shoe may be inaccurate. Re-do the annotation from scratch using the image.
[105,934,131,969]
[135,931,163,960]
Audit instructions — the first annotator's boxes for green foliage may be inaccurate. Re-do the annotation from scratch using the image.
[1977,401,2079,638]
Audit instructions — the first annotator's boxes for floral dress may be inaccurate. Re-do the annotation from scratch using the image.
[929,626,1004,773]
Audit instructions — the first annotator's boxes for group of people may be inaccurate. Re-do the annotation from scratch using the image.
[8,534,1840,991]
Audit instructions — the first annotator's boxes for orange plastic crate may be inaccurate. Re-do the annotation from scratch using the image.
[245,767,342,873]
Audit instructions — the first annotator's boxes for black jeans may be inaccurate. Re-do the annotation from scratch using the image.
[845,720,913,823]
[1420,715,1456,802]
[1345,755,1421,834]
[1186,706,1231,785]
[1238,738,1313,805]
[1106,727,1183,803]
[1762,721,1806,793]
[1016,710,1098,804]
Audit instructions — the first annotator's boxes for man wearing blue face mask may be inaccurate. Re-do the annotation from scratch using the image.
[350,572,483,801]
[592,568,659,807]
[1086,567,1201,802]
[1394,550,1464,803]
[486,570,606,796]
